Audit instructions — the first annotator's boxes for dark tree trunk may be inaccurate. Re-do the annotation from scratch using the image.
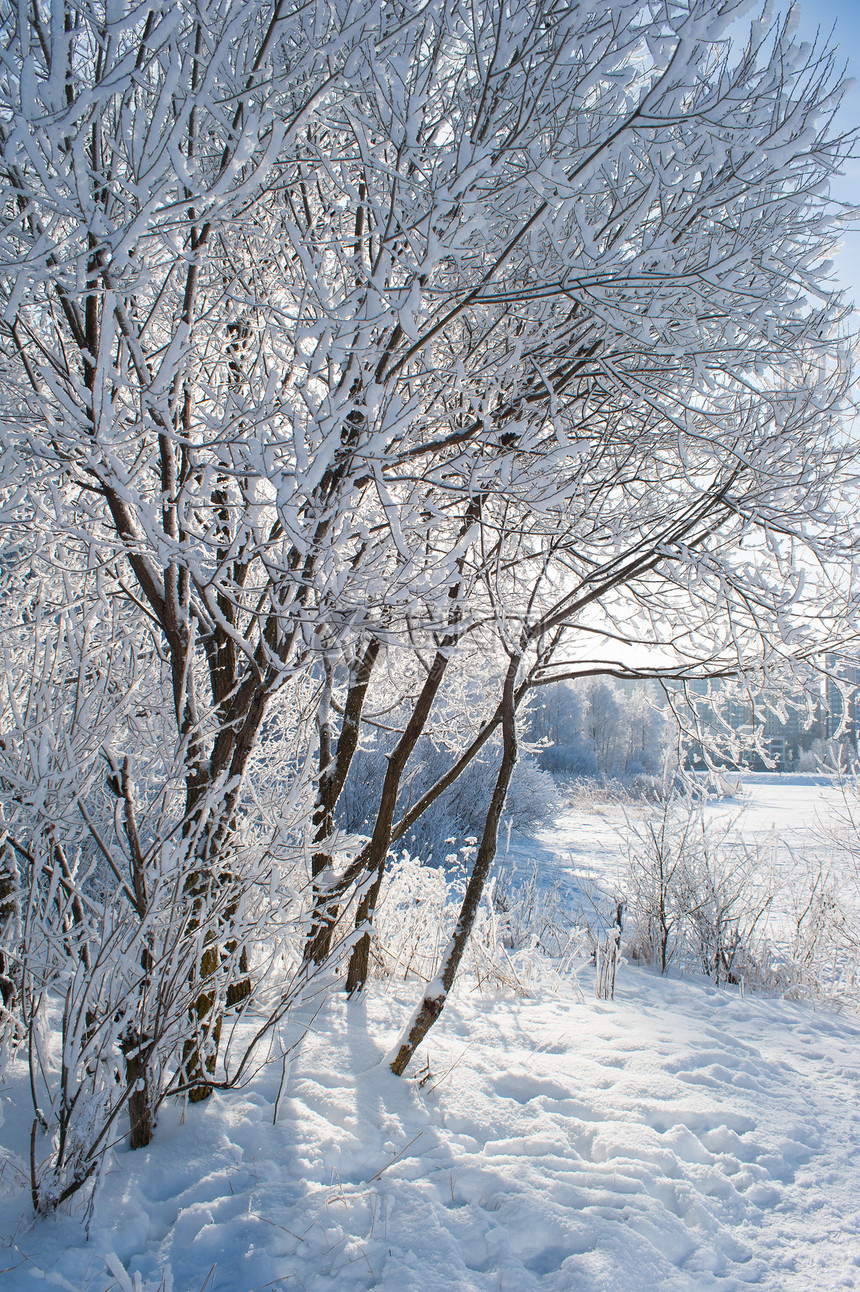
[306,638,380,967]
[343,642,455,994]
[389,658,519,1076]
[121,1029,154,1149]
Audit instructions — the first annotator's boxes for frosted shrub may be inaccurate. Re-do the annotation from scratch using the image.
[370,853,453,983]
[787,864,860,1004]
[624,801,696,973]
[371,850,584,997]
[562,775,669,813]
[493,862,582,959]
[681,842,776,987]
[12,823,283,1210]
[463,871,583,997]
[623,797,778,988]
[786,784,860,1003]
[341,740,555,865]
[620,784,860,1003]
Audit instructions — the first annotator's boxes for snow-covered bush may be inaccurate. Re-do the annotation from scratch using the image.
[492,862,582,960]
[780,779,860,1003]
[618,792,860,1000]
[623,797,778,986]
[623,801,696,974]
[0,547,321,1207]
[365,852,452,983]
[369,849,585,998]
[340,735,556,865]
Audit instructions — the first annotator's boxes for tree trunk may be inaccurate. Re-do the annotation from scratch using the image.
[121,1029,154,1149]
[343,641,453,994]
[389,659,519,1076]
[306,639,381,966]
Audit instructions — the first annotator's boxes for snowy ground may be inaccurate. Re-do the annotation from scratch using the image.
[504,772,860,943]
[2,777,860,1291]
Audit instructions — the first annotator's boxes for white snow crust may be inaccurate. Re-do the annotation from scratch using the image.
[1,778,859,1291]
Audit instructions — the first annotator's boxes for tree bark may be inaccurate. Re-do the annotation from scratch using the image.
[306,638,381,965]
[344,642,455,993]
[121,1029,154,1149]
[389,656,519,1076]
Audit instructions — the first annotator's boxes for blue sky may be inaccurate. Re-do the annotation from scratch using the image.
[793,0,860,303]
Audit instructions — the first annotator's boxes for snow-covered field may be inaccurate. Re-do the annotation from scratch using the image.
[2,777,860,1291]
[508,773,860,946]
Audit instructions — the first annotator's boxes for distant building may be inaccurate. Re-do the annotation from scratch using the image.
[677,658,858,770]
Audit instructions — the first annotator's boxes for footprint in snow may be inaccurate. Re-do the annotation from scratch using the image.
[493,1074,572,1104]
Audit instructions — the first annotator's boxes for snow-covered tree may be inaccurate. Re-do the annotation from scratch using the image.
[0,0,856,1162]
[527,678,670,779]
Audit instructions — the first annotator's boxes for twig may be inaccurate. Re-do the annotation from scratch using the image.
[365,1132,423,1184]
